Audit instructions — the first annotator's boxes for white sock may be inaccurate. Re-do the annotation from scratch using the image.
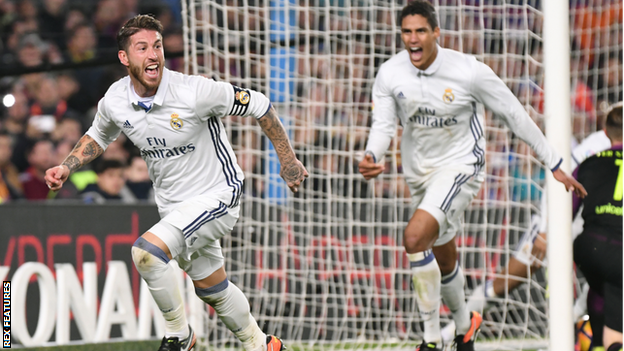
[131,245,189,338]
[196,279,266,351]
[409,250,442,343]
[441,280,495,343]
[440,262,470,335]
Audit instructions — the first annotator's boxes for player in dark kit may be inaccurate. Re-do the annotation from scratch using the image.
[573,103,623,351]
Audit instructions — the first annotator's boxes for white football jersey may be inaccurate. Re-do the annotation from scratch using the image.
[571,130,611,169]
[87,68,271,215]
[366,46,561,185]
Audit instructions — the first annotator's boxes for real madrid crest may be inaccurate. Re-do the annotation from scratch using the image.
[170,113,183,130]
[236,90,250,105]
[443,88,455,104]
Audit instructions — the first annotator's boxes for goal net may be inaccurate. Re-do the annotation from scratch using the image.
[181,0,622,350]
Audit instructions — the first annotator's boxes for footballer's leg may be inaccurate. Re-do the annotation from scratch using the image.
[404,209,444,350]
[184,202,284,351]
[434,240,470,335]
[131,230,194,351]
[428,172,482,351]
[492,256,536,297]
[403,209,450,351]
[441,259,533,344]
[193,266,270,351]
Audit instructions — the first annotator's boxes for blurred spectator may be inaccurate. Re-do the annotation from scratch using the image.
[161,0,182,24]
[15,32,46,68]
[65,21,98,63]
[5,20,38,58]
[30,75,83,124]
[101,135,129,162]
[64,22,103,114]
[596,52,623,112]
[51,117,82,143]
[92,0,124,51]
[142,2,175,32]
[81,159,136,204]
[63,6,87,34]
[0,0,17,46]
[163,27,184,72]
[15,0,38,29]
[0,131,23,202]
[55,71,83,118]
[236,145,264,198]
[19,138,55,200]
[38,0,68,51]
[125,154,154,202]
[2,89,29,137]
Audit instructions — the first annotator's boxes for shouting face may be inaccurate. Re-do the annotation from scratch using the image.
[118,29,164,97]
[401,14,440,70]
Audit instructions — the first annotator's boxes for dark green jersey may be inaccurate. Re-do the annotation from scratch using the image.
[575,146,623,234]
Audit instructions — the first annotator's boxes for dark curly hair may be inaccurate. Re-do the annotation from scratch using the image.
[117,14,164,51]
[400,1,438,30]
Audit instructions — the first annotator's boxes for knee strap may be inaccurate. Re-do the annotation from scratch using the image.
[132,237,171,280]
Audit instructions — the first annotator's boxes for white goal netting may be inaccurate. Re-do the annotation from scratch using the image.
[181,0,622,350]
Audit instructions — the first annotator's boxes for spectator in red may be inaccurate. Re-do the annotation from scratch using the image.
[19,138,55,200]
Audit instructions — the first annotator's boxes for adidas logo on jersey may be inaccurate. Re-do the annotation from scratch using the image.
[123,120,134,129]
[397,92,406,99]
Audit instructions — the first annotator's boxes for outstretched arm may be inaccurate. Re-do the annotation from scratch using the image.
[257,107,308,192]
[45,134,104,191]
[553,168,587,198]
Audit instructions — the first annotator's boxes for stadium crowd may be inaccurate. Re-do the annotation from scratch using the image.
[0,0,182,203]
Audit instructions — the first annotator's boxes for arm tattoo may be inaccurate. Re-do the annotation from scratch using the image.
[280,160,306,184]
[63,155,82,172]
[62,135,104,173]
[257,108,295,164]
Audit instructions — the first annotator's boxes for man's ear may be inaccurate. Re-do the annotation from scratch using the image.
[118,50,129,67]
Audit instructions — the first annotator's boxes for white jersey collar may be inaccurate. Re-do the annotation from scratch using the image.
[418,44,443,76]
[127,68,171,107]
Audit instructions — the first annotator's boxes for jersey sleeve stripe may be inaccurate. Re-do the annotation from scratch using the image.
[208,118,243,207]
[229,85,251,116]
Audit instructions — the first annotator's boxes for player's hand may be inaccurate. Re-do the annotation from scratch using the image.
[552,168,587,198]
[359,154,384,180]
[531,232,547,268]
[280,159,308,193]
[45,165,70,191]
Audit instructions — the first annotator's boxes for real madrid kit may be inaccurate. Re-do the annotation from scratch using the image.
[86,68,270,277]
[365,45,562,244]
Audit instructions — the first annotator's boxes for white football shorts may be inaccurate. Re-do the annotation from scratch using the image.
[148,195,240,281]
[408,168,482,246]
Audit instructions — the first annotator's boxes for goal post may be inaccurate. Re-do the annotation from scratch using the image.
[181,1,622,350]
[543,1,573,350]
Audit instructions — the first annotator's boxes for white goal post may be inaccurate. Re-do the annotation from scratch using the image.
[181,0,622,350]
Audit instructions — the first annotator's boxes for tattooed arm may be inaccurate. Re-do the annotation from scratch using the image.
[45,134,104,191]
[256,106,308,192]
